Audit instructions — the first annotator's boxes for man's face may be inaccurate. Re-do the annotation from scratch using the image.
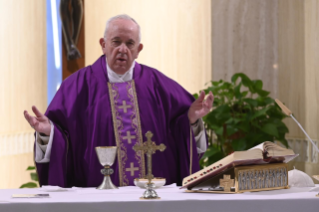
[100,19,143,74]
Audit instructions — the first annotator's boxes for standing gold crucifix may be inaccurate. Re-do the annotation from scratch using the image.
[133,131,166,184]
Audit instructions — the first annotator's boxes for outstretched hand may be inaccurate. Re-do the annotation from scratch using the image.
[24,106,51,136]
[188,91,214,124]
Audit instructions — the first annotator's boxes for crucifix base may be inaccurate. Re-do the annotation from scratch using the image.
[134,177,166,189]
[139,183,161,200]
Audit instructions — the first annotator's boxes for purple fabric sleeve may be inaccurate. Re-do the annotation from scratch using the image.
[35,124,70,187]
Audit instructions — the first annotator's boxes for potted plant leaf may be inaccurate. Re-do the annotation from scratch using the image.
[20,166,38,188]
[195,73,289,168]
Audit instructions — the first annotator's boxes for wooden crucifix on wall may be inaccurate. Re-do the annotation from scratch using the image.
[60,0,85,80]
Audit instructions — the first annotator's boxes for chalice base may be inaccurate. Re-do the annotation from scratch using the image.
[96,175,118,190]
[140,183,160,199]
[140,197,161,200]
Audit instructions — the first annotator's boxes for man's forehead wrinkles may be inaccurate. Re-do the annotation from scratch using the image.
[111,37,121,40]
[110,36,136,42]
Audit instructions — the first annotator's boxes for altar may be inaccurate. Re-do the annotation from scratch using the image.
[0,184,318,212]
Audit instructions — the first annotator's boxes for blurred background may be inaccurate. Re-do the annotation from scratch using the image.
[0,0,318,188]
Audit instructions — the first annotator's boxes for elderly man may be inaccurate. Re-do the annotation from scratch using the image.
[24,14,214,187]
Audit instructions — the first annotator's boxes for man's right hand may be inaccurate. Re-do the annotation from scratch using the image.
[24,106,51,136]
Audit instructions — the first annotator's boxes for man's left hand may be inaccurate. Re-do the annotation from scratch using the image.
[188,91,214,124]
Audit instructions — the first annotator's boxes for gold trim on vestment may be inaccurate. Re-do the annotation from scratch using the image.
[108,82,124,186]
[130,80,146,177]
[114,83,129,186]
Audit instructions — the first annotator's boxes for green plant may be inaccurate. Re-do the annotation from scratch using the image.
[20,166,38,188]
[195,73,289,168]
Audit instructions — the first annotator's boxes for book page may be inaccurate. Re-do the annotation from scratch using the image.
[248,142,264,151]
[233,149,263,160]
[263,141,295,156]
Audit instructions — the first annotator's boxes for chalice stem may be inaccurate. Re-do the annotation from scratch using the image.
[97,175,118,190]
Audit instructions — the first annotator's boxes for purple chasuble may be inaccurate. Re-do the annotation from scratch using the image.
[35,55,204,187]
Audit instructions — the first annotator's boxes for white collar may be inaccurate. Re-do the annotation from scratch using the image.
[106,58,135,83]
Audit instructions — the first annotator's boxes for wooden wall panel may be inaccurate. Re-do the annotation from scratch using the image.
[304,0,319,142]
[278,0,306,139]
[211,0,279,96]
[278,0,319,175]
[0,0,46,188]
[304,0,319,175]
[0,0,47,134]
[84,0,212,94]
[0,153,35,189]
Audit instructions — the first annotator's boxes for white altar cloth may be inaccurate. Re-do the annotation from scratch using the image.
[0,184,318,212]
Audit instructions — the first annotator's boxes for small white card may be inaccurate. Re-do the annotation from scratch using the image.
[12,194,50,198]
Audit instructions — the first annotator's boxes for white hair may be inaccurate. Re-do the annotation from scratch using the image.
[103,14,141,43]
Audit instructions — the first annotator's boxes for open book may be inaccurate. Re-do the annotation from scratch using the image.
[181,141,298,189]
